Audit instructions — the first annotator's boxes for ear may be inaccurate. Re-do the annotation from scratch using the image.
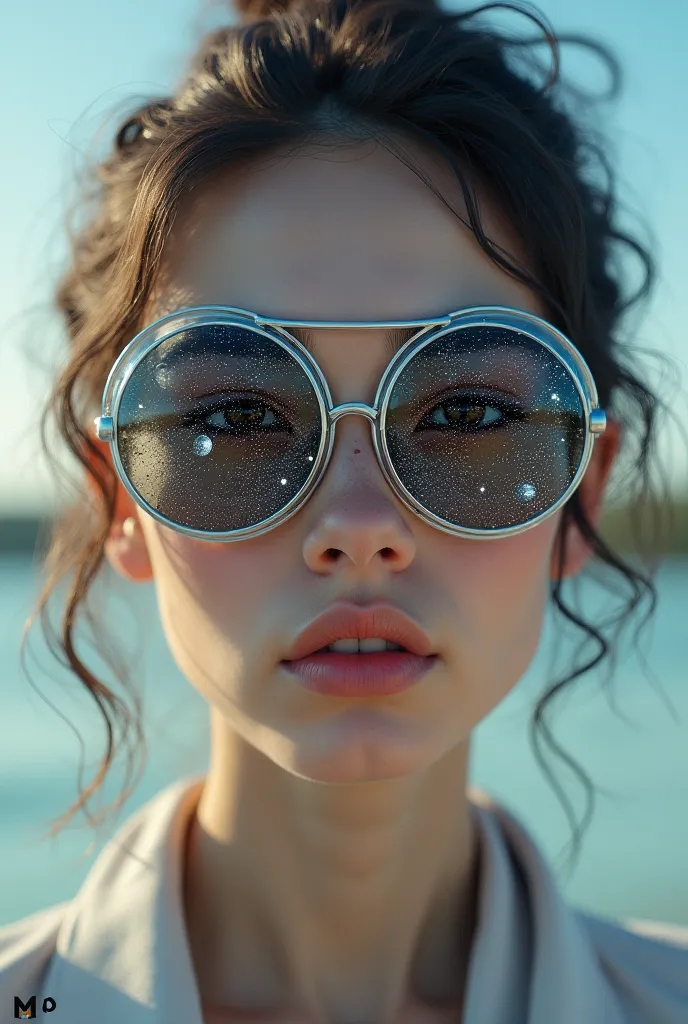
[550,417,621,581]
[84,438,154,584]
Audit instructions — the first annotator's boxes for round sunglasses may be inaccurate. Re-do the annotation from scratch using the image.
[94,304,607,542]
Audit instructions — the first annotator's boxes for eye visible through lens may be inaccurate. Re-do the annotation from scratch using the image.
[115,324,324,532]
[382,325,588,530]
[182,393,294,437]
[416,390,526,433]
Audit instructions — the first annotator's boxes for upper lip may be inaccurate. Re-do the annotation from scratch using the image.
[282,603,436,660]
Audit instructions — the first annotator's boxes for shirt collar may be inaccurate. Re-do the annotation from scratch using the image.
[43,774,625,1024]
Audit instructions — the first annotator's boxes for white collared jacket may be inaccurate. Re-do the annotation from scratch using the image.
[1,775,687,1022]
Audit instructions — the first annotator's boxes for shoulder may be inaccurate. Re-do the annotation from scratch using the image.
[0,902,69,998]
[621,917,688,947]
[578,908,688,1019]
[581,908,688,954]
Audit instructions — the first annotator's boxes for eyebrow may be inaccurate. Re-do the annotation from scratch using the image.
[286,326,417,357]
[285,326,543,395]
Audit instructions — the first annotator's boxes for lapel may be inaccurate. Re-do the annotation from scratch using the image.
[464,790,625,1024]
[43,776,207,1024]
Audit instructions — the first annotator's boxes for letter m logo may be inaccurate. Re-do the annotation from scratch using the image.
[14,994,36,1018]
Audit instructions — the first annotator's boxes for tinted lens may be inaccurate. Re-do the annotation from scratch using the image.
[115,325,323,532]
[384,325,587,531]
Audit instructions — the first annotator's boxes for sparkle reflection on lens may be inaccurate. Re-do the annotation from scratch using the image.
[515,482,537,503]
[155,362,172,388]
[193,434,213,456]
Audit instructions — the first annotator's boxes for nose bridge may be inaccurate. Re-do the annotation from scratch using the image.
[324,401,387,488]
[325,402,383,480]
[305,398,418,571]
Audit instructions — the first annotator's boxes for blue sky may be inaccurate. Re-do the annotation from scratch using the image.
[1,0,686,513]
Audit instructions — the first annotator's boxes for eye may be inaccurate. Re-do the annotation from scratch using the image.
[207,400,279,430]
[417,392,523,432]
[425,401,502,429]
[184,394,293,435]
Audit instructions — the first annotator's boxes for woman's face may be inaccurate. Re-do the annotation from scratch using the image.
[106,136,617,782]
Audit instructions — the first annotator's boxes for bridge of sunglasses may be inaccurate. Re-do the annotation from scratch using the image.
[95,308,607,441]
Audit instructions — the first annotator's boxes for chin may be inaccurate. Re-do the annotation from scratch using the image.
[270,710,450,784]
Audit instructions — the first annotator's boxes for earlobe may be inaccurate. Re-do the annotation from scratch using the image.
[104,514,154,583]
[550,417,621,581]
[83,438,154,583]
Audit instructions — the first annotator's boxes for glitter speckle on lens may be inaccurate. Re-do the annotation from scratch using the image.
[193,434,213,457]
[515,482,537,503]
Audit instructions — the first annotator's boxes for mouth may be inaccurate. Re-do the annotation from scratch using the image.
[282,601,436,667]
[311,639,408,655]
[280,637,439,697]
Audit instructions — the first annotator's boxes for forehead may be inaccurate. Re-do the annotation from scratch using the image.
[145,136,543,329]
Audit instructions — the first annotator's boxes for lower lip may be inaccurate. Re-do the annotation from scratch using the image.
[281,651,439,696]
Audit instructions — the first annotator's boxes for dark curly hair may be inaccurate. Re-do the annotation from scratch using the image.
[23,0,681,877]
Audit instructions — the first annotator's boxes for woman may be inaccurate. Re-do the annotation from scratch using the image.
[1,0,686,1021]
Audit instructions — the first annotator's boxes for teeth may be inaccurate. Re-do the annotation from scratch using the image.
[359,638,389,653]
[323,638,405,653]
[329,638,361,653]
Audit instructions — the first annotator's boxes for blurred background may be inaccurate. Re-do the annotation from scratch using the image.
[1,0,687,928]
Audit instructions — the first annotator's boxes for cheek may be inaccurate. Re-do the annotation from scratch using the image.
[436,515,557,680]
[145,526,287,650]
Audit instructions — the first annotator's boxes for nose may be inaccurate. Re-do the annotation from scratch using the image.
[301,415,417,575]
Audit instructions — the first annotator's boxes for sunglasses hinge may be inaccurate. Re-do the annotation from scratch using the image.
[94,416,114,442]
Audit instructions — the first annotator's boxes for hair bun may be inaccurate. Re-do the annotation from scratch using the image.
[231,0,299,22]
[231,0,442,24]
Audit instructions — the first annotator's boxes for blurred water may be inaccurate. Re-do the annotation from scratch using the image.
[1,553,687,928]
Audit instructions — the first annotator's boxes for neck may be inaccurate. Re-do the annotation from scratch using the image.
[182,715,481,1024]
